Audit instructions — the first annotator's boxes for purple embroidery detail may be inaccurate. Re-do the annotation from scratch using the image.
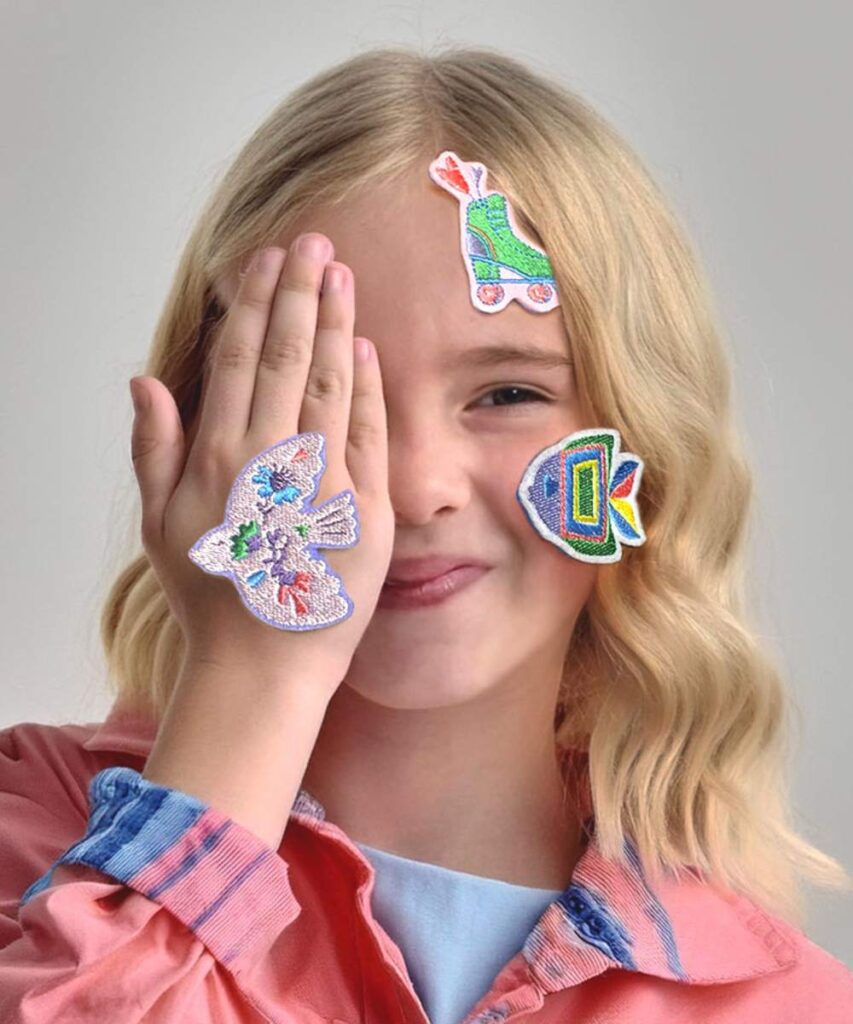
[188,432,360,630]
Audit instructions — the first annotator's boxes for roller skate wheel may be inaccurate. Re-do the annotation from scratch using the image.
[477,283,505,306]
[527,283,553,303]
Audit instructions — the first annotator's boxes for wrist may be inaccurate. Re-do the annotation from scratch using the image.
[180,645,345,700]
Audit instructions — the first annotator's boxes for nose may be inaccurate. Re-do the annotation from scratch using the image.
[387,424,472,527]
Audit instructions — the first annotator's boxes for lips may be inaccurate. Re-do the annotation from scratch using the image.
[384,555,489,587]
[378,563,490,610]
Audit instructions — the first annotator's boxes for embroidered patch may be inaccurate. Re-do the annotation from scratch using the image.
[428,149,560,314]
[517,428,645,563]
[188,432,359,630]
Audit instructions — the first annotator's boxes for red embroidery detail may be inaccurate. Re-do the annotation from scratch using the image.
[610,466,637,499]
[434,154,471,195]
[277,571,313,615]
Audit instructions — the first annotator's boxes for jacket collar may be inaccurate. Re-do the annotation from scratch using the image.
[81,699,799,989]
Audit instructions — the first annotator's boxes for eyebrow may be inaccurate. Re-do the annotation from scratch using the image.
[446,342,573,372]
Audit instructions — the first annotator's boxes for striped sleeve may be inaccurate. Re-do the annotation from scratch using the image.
[19,765,300,971]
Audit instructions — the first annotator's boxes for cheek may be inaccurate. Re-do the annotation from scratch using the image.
[487,450,598,607]
[526,538,598,610]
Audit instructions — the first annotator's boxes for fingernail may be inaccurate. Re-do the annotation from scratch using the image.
[239,250,261,276]
[298,233,330,258]
[325,266,345,291]
[129,378,148,413]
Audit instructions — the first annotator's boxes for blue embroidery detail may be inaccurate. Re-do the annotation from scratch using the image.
[252,464,302,505]
[609,502,640,542]
[610,457,638,491]
[559,882,637,970]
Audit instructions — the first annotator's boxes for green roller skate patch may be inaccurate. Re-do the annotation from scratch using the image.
[428,150,561,314]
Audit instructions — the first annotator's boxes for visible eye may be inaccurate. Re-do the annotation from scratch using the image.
[474,386,552,409]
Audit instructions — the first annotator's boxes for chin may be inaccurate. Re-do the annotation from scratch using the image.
[341,678,474,712]
[342,642,497,710]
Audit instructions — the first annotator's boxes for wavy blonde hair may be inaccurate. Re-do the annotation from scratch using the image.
[99,44,849,926]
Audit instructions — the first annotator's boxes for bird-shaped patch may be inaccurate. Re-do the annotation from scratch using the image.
[188,432,359,630]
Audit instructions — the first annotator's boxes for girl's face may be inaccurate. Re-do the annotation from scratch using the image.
[220,165,598,710]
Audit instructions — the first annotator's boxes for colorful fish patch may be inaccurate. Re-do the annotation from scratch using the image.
[517,428,645,563]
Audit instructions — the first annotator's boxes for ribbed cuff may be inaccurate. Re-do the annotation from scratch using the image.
[21,766,301,972]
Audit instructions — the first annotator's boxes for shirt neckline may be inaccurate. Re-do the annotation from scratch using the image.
[77,697,801,989]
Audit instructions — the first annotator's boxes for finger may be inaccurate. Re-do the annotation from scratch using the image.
[129,376,185,549]
[295,261,354,467]
[346,338,389,498]
[247,233,333,442]
[194,246,287,450]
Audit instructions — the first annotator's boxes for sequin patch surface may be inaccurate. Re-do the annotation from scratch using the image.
[188,432,359,630]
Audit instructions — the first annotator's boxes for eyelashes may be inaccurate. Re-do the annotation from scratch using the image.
[473,386,552,410]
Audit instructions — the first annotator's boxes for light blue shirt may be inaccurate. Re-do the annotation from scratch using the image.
[356,841,563,1024]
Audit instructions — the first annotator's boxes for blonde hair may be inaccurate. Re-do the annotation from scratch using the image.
[100,44,850,925]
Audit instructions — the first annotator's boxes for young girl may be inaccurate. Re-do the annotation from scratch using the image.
[1,45,850,1023]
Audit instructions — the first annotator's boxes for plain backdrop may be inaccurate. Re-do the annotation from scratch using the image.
[1,1,850,964]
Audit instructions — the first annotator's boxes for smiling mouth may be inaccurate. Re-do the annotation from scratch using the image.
[378,565,490,610]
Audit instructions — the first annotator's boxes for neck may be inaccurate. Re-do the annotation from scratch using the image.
[300,669,586,891]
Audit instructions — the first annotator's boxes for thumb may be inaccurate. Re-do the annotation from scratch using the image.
[130,376,185,547]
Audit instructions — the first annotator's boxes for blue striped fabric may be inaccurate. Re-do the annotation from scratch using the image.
[21,767,208,905]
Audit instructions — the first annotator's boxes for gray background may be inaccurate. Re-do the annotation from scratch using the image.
[1,2,850,963]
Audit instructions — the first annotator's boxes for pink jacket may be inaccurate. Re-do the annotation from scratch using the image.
[1,699,851,1023]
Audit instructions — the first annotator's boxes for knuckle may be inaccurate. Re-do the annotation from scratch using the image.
[347,418,380,449]
[214,336,257,371]
[260,331,309,372]
[131,433,160,464]
[350,379,373,402]
[279,275,317,299]
[316,301,350,332]
[304,365,346,402]
[238,291,274,313]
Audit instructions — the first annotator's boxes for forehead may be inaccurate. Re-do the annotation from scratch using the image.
[279,164,570,373]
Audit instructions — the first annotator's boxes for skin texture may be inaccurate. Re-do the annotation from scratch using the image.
[207,164,598,889]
